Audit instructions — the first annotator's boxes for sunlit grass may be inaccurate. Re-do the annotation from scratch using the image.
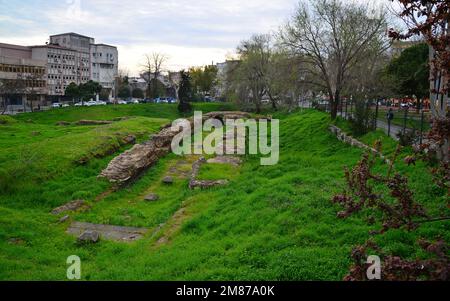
[0,106,447,280]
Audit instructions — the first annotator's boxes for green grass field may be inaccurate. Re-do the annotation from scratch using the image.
[0,103,448,280]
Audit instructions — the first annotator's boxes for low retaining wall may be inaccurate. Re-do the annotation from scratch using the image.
[329,125,391,164]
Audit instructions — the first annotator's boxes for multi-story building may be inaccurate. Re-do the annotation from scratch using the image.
[49,33,118,99]
[90,43,118,98]
[1,32,119,107]
[0,43,47,112]
[31,44,90,97]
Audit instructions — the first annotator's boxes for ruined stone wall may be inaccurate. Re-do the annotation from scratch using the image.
[329,125,391,164]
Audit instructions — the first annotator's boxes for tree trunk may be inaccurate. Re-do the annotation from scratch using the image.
[255,97,261,114]
[330,91,340,120]
[1,97,6,115]
[267,91,277,111]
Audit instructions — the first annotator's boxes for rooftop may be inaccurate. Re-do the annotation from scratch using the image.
[0,42,31,51]
[91,43,117,49]
[30,44,76,51]
[50,32,93,40]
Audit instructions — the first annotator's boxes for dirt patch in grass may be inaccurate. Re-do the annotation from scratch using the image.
[153,207,188,247]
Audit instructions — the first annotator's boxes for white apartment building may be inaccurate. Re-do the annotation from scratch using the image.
[1,33,119,102]
[31,44,90,96]
[90,43,118,98]
[50,33,118,99]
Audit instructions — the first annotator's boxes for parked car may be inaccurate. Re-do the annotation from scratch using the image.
[85,100,97,107]
[61,104,70,108]
[74,102,83,107]
[95,100,107,106]
[52,103,62,108]
[117,100,127,105]
[155,97,173,103]
[400,103,412,109]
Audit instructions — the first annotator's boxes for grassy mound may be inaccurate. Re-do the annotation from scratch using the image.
[0,108,447,280]
[0,115,17,125]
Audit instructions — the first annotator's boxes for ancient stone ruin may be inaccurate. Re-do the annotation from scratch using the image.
[68,221,149,242]
[329,125,391,164]
[188,157,230,189]
[51,200,89,215]
[99,111,257,185]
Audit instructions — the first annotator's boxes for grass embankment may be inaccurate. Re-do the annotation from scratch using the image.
[0,106,447,280]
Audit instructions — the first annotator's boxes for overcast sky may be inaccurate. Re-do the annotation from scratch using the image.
[0,0,302,75]
[0,0,391,76]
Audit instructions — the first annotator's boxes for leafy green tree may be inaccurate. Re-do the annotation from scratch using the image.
[385,43,430,108]
[190,65,218,98]
[118,85,131,99]
[65,82,80,103]
[132,88,144,99]
[178,70,193,113]
[79,81,102,101]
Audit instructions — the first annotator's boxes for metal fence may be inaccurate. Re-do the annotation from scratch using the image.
[305,99,431,142]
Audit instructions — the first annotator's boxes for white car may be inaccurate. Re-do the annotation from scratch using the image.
[52,103,62,108]
[85,100,97,107]
[117,100,127,105]
[95,101,107,106]
[62,104,70,108]
[74,102,83,107]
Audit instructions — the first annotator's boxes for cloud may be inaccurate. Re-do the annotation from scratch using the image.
[0,0,298,75]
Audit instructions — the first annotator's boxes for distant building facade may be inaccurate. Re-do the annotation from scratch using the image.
[215,60,240,99]
[0,32,119,109]
[0,43,47,112]
[90,43,118,98]
[390,40,421,57]
[31,44,90,97]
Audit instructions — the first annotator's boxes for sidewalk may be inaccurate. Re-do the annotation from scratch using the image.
[337,111,415,141]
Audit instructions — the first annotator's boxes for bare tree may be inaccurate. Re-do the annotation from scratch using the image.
[0,78,26,115]
[280,0,389,119]
[232,34,272,113]
[25,67,46,112]
[266,49,315,111]
[118,68,130,79]
[168,72,182,102]
[141,53,168,98]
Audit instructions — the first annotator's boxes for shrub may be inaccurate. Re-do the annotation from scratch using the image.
[396,128,419,146]
[349,101,375,136]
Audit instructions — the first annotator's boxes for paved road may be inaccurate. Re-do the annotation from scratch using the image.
[338,111,406,141]
[374,119,404,140]
[298,101,427,143]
